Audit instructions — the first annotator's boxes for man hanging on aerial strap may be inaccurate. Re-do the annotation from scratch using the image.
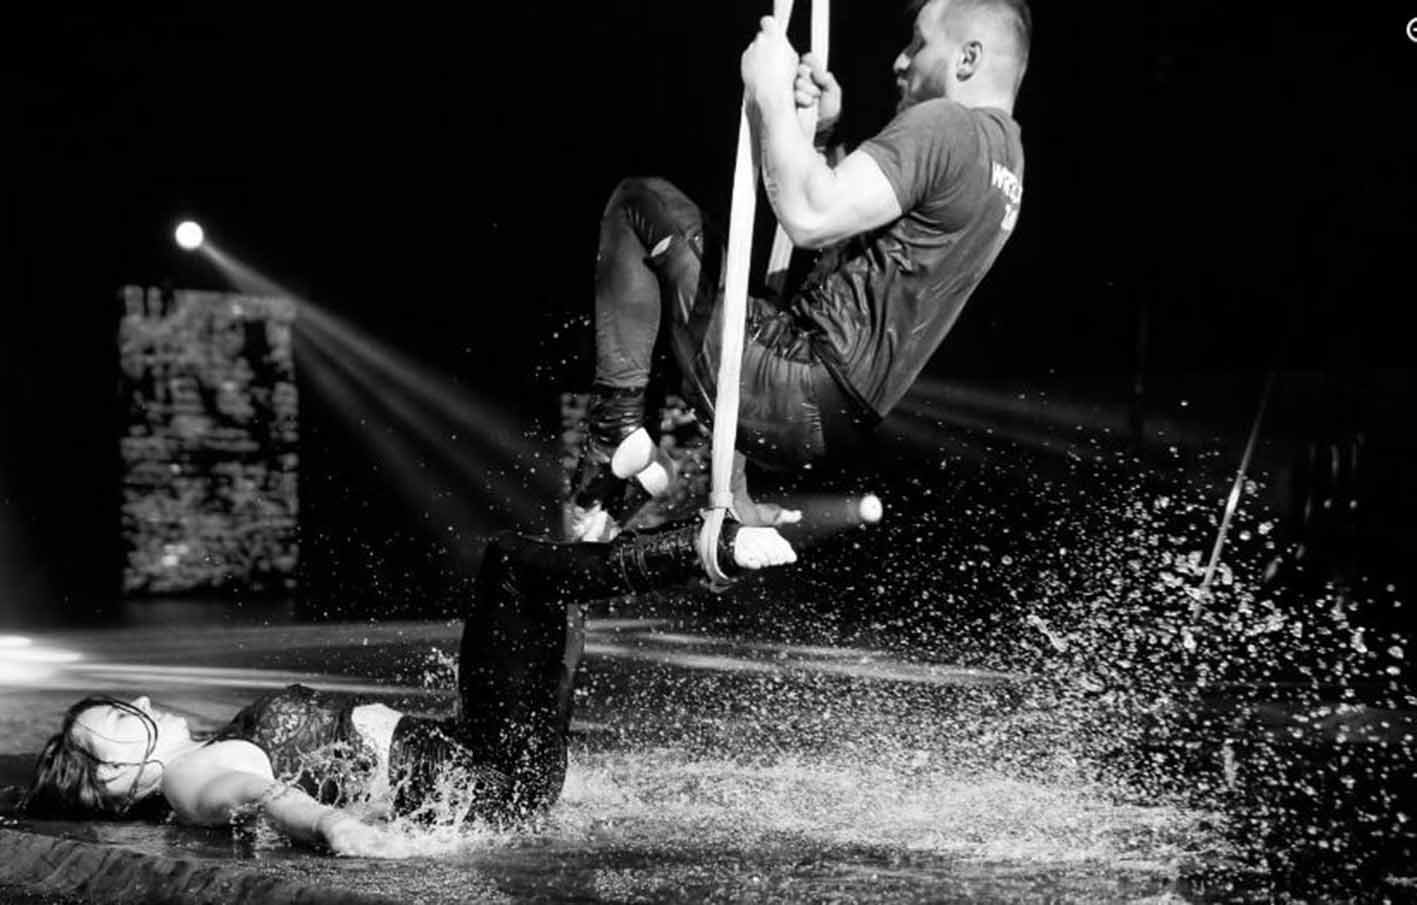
[569,0,1030,543]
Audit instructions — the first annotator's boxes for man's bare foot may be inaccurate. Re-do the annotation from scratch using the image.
[731,526,797,569]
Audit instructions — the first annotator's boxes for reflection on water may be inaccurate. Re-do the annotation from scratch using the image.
[115,597,298,628]
[555,751,1215,867]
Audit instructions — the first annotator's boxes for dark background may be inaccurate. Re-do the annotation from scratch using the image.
[3,3,1414,623]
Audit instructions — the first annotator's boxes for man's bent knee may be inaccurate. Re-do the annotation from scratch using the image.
[607,176,688,209]
[605,177,702,237]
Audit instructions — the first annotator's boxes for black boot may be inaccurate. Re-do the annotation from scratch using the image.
[569,384,650,520]
[607,518,742,594]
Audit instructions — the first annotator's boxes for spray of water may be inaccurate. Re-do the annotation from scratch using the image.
[148,254,1408,894]
[174,365,1404,900]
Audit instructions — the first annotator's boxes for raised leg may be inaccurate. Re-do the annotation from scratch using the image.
[570,179,724,534]
[455,521,741,816]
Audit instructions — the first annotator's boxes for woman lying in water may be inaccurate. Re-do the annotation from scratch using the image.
[22,519,795,857]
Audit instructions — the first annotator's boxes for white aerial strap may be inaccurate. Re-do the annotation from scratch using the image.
[699,0,828,584]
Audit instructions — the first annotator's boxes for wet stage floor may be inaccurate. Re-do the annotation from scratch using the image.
[1,599,1414,904]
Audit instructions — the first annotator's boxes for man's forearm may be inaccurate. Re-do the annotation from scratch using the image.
[751,93,838,248]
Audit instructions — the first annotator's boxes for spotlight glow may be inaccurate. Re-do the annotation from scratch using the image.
[859,493,884,524]
[175,220,205,251]
[0,636,82,684]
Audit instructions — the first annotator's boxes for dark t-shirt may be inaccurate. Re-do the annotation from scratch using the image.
[794,98,1024,418]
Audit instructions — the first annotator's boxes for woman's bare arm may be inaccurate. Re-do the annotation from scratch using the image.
[163,744,409,857]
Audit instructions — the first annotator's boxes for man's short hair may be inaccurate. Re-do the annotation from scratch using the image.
[939,0,1032,74]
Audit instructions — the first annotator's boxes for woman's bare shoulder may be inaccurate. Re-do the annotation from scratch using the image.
[165,739,274,787]
[161,740,276,824]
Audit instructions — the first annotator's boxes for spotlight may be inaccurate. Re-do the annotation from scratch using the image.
[779,493,886,545]
[175,220,205,251]
[858,493,884,525]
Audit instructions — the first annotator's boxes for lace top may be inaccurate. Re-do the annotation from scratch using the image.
[210,684,379,807]
[211,683,516,821]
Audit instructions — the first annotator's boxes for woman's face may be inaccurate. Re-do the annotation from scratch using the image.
[70,696,190,800]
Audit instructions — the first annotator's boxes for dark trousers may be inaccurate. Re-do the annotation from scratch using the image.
[593,177,857,469]
[451,534,617,817]
[449,517,723,819]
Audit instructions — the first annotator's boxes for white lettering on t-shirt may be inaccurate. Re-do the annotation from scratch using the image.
[991,162,1022,203]
[992,161,1023,232]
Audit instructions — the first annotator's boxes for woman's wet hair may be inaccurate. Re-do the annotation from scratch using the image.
[22,696,171,820]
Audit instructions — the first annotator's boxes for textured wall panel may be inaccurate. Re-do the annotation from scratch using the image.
[118,287,298,594]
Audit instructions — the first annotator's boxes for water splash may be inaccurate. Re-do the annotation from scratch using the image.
[555,748,1219,869]
[196,417,1412,899]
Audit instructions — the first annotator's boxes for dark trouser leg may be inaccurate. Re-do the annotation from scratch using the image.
[455,523,742,817]
[456,535,606,817]
[593,177,720,390]
[572,178,724,518]
[594,176,839,471]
